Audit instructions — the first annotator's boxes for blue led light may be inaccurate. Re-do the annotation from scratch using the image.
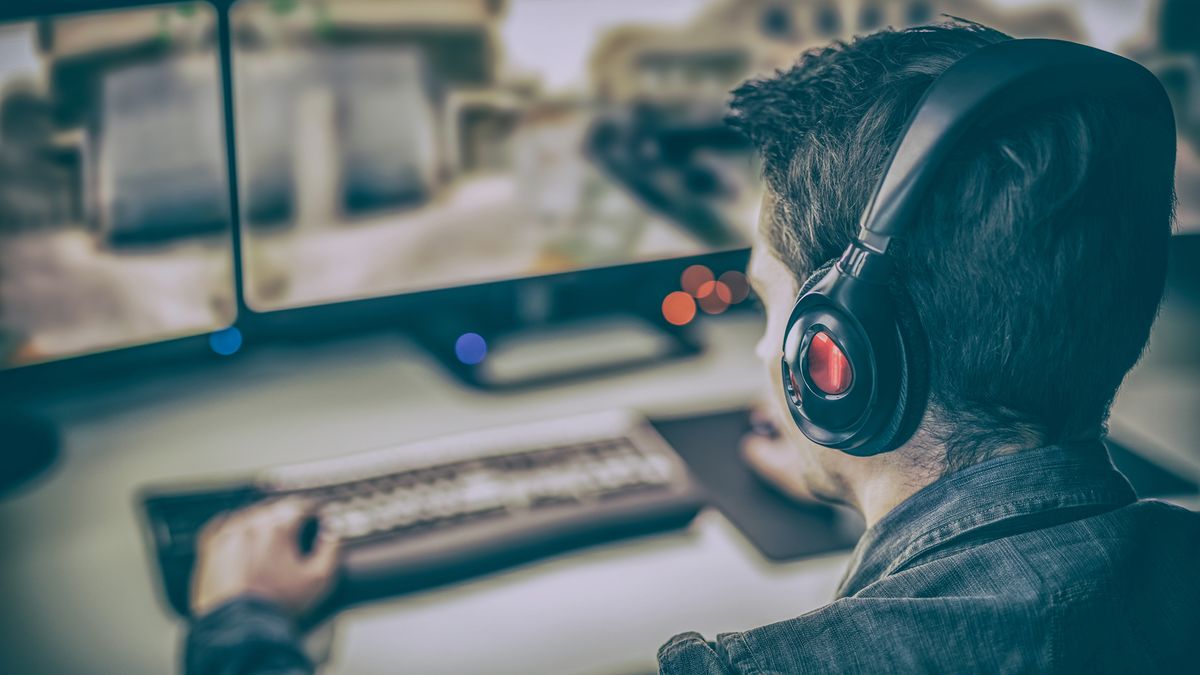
[454,332,487,365]
[209,327,243,356]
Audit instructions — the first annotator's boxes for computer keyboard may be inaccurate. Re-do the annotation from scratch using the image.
[140,411,704,617]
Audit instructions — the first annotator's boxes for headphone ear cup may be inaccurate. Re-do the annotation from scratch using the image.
[781,257,928,455]
[865,280,930,454]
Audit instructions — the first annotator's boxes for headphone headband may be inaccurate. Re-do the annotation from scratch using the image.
[858,38,1176,254]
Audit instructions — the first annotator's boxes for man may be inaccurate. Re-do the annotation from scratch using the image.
[187,22,1200,674]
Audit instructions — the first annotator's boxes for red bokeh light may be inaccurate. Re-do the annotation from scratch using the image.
[697,280,732,314]
[662,291,697,325]
[681,264,714,297]
[718,270,750,303]
[697,280,732,303]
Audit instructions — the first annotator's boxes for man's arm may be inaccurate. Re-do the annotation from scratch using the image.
[186,596,312,675]
[186,499,340,675]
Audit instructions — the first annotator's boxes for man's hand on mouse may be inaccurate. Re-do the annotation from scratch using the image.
[741,404,821,503]
[191,497,340,619]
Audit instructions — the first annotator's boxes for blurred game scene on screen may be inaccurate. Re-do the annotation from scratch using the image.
[231,0,1200,312]
[232,0,771,310]
[0,4,235,368]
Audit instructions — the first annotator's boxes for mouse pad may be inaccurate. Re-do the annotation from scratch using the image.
[652,409,864,562]
[653,409,1200,562]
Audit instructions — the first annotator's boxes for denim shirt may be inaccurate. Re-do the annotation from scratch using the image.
[657,442,1200,674]
[187,443,1200,674]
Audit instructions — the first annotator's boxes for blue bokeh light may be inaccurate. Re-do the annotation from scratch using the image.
[454,332,487,365]
[209,327,243,356]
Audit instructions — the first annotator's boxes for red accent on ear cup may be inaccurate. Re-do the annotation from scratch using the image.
[807,332,852,395]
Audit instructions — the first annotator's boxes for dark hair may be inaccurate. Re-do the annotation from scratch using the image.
[728,22,1175,472]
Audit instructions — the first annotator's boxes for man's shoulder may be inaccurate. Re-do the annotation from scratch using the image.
[658,502,1200,673]
[997,498,1200,585]
[658,591,1057,674]
[894,498,1200,590]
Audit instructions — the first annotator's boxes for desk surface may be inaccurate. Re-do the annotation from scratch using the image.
[1,312,1196,675]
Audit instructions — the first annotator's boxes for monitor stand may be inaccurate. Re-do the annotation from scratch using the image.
[410,312,702,390]
[0,410,59,496]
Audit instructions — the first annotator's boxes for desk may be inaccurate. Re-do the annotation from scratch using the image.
[0,315,854,675]
[2,310,1197,675]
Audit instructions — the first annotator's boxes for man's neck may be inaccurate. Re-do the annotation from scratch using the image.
[843,435,1037,528]
[853,469,939,528]
[834,442,945,529]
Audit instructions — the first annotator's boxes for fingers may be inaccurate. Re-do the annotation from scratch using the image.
[198,497,312,554]
[304,531,341,577]
[190,495,338,619]
[263,496,314,539]
[741,429,819,503]
[748,405,783,439]
[197,511,230,548]
[237,497,309,536]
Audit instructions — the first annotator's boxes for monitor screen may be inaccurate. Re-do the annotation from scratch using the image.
[227,0,1200,315]
[0,3,235,368]
[231,0,763,311]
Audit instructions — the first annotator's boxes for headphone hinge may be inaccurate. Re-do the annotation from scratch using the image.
[837,242,893,283]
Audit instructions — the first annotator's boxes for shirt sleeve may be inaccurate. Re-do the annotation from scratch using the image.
[185,596,314,675]
[657,632,737,675]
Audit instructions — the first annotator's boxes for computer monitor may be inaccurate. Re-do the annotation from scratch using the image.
[0,2,235,370]
[226,0,1200,318]
[229,0,762,312]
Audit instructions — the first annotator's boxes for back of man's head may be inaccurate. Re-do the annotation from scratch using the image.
[729,22,1176,472]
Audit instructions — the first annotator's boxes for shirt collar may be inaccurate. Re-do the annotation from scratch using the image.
[836,441,1137,597]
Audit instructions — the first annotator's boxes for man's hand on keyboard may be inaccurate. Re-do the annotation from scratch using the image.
[191,497,340,619]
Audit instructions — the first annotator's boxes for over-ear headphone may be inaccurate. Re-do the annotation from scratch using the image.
[781,38,1176,456]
